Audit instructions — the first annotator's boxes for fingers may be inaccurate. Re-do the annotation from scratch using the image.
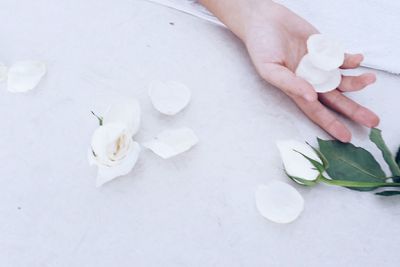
[319,90,380,128]
[338,73,376,92]
[341,53,364,69]
[259,63,317,102]
[293,96,352,142]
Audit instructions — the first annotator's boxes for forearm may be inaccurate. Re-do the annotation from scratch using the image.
[199,0,275,40]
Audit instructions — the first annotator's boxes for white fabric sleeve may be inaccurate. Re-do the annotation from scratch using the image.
[146,0,223,26]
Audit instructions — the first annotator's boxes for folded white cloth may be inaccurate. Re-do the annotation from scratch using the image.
[146,0,400,74]
[146,0,224,26]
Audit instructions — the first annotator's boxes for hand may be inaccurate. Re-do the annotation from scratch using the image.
[201,0,379,142]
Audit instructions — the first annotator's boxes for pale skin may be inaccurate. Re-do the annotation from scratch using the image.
[199,0,379,142]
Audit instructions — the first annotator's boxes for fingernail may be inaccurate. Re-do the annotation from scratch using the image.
[337,131,351,143]
[366,73,377,84]
[357,109,380,128]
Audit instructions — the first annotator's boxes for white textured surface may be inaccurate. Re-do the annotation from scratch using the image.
[0,1,399,267]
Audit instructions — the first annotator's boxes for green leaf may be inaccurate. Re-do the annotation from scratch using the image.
[318,139,386,191]
[393,147,400,183]
[306,142,329,169]
[283,169,318,186]
[288,175,318,186]
[375,190,400,197]
[318,175,400,189]
[369,128,400,179]
[294,150,325,173]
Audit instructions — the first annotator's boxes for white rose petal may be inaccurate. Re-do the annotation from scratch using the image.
[307,34,345,71]
[149,80,191,115]
[91,123,133,167]
[88,142,141,187]
[255,181,304,224]
[89,122,141,187]
[143,127,198,159]
[296,54,342,93]
[7,61,46,93]
[0,63,8,82]
[312,69,342,93]
[296,54,330,85]
[88,148,97,166]
[276,140,322,183]
[102,98,141,136]
[95,142,141,187]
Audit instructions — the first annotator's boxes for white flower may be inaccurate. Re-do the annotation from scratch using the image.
[276,140,323,184]
[7,61,47,93]
[255,181,304,224]
[89,98,141,187]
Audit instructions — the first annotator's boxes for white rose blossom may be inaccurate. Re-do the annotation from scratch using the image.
[276,140,324,185]
[89,99,141,187]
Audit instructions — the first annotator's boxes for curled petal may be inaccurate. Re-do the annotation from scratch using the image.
[311,69,341,93]
[296,54,341,93]
[307,34,345,71]
[296,54,329,85]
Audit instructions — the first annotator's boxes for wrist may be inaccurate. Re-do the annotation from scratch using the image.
[200,0,277,41]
